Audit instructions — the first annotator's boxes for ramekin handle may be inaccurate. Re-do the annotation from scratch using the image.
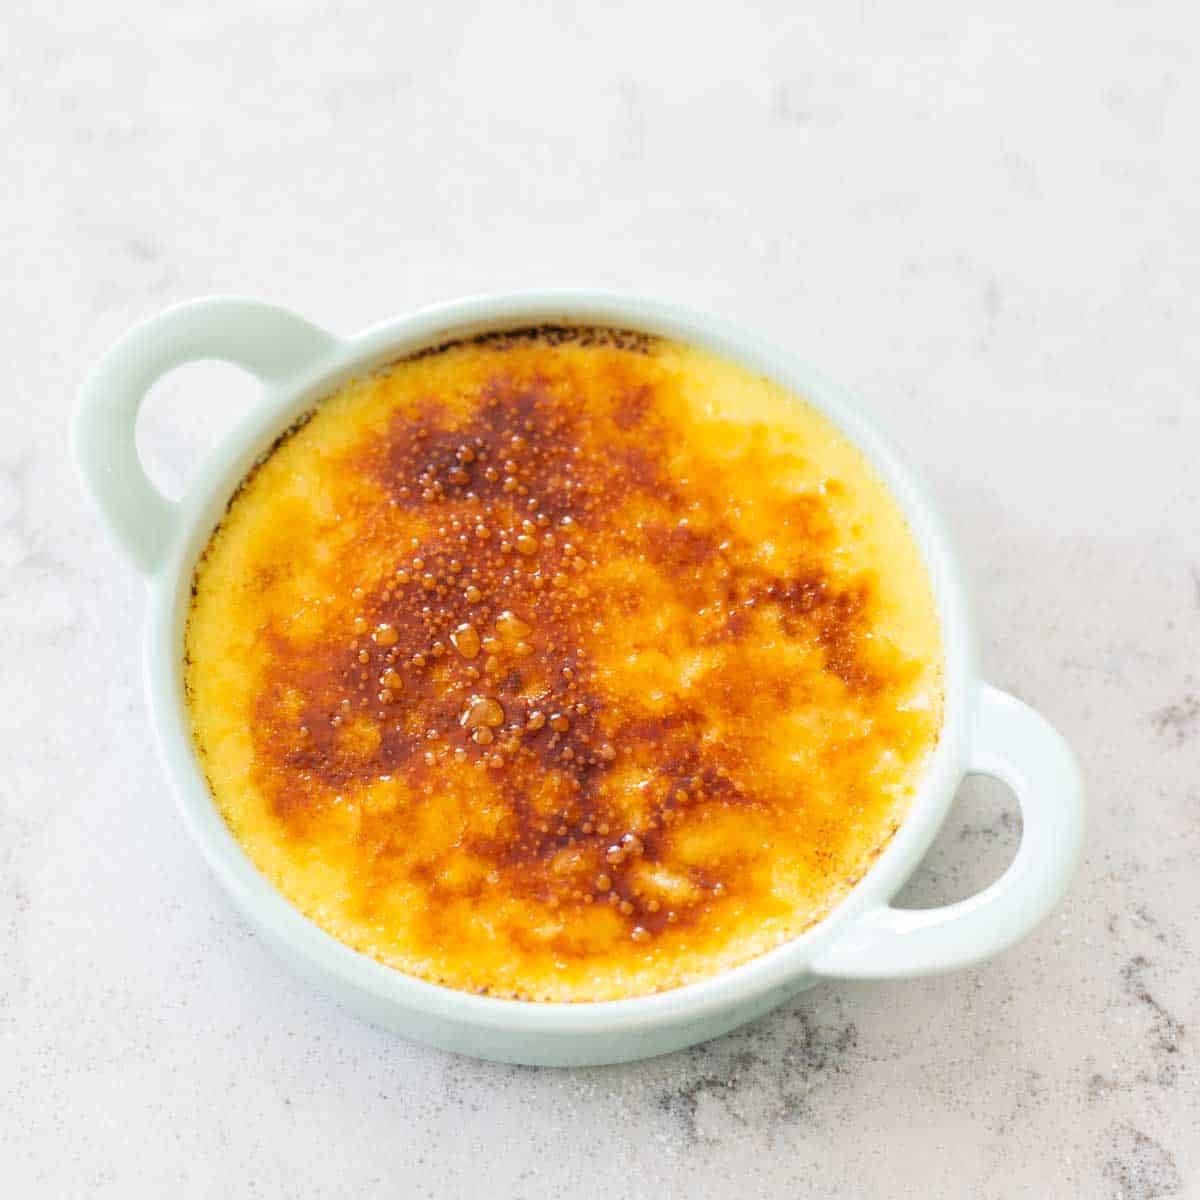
[812,683,1084,979]
[72,297,336,574]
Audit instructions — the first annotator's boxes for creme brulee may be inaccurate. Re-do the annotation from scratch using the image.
[185,329,942,1001]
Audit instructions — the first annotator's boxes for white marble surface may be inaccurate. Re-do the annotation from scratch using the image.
[3,1,1199,1195]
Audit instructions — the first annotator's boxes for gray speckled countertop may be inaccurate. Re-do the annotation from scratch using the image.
[3,2,1198,1196]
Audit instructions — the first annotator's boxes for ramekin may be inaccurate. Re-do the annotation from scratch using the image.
[73,292,1084,1065]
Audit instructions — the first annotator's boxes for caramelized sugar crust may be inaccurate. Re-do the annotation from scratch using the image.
[186,330,942,1001]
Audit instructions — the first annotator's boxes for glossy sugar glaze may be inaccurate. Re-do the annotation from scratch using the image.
[186,330,942,1000]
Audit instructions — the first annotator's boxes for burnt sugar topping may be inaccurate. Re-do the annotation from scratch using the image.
[186,328,943,1001]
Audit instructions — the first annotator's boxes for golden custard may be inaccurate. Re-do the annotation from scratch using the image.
[186,329,942,1001]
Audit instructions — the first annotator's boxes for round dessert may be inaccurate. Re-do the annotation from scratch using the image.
[185,328,942,1001]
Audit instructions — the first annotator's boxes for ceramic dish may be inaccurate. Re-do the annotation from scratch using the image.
[73,292,1084,1065]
